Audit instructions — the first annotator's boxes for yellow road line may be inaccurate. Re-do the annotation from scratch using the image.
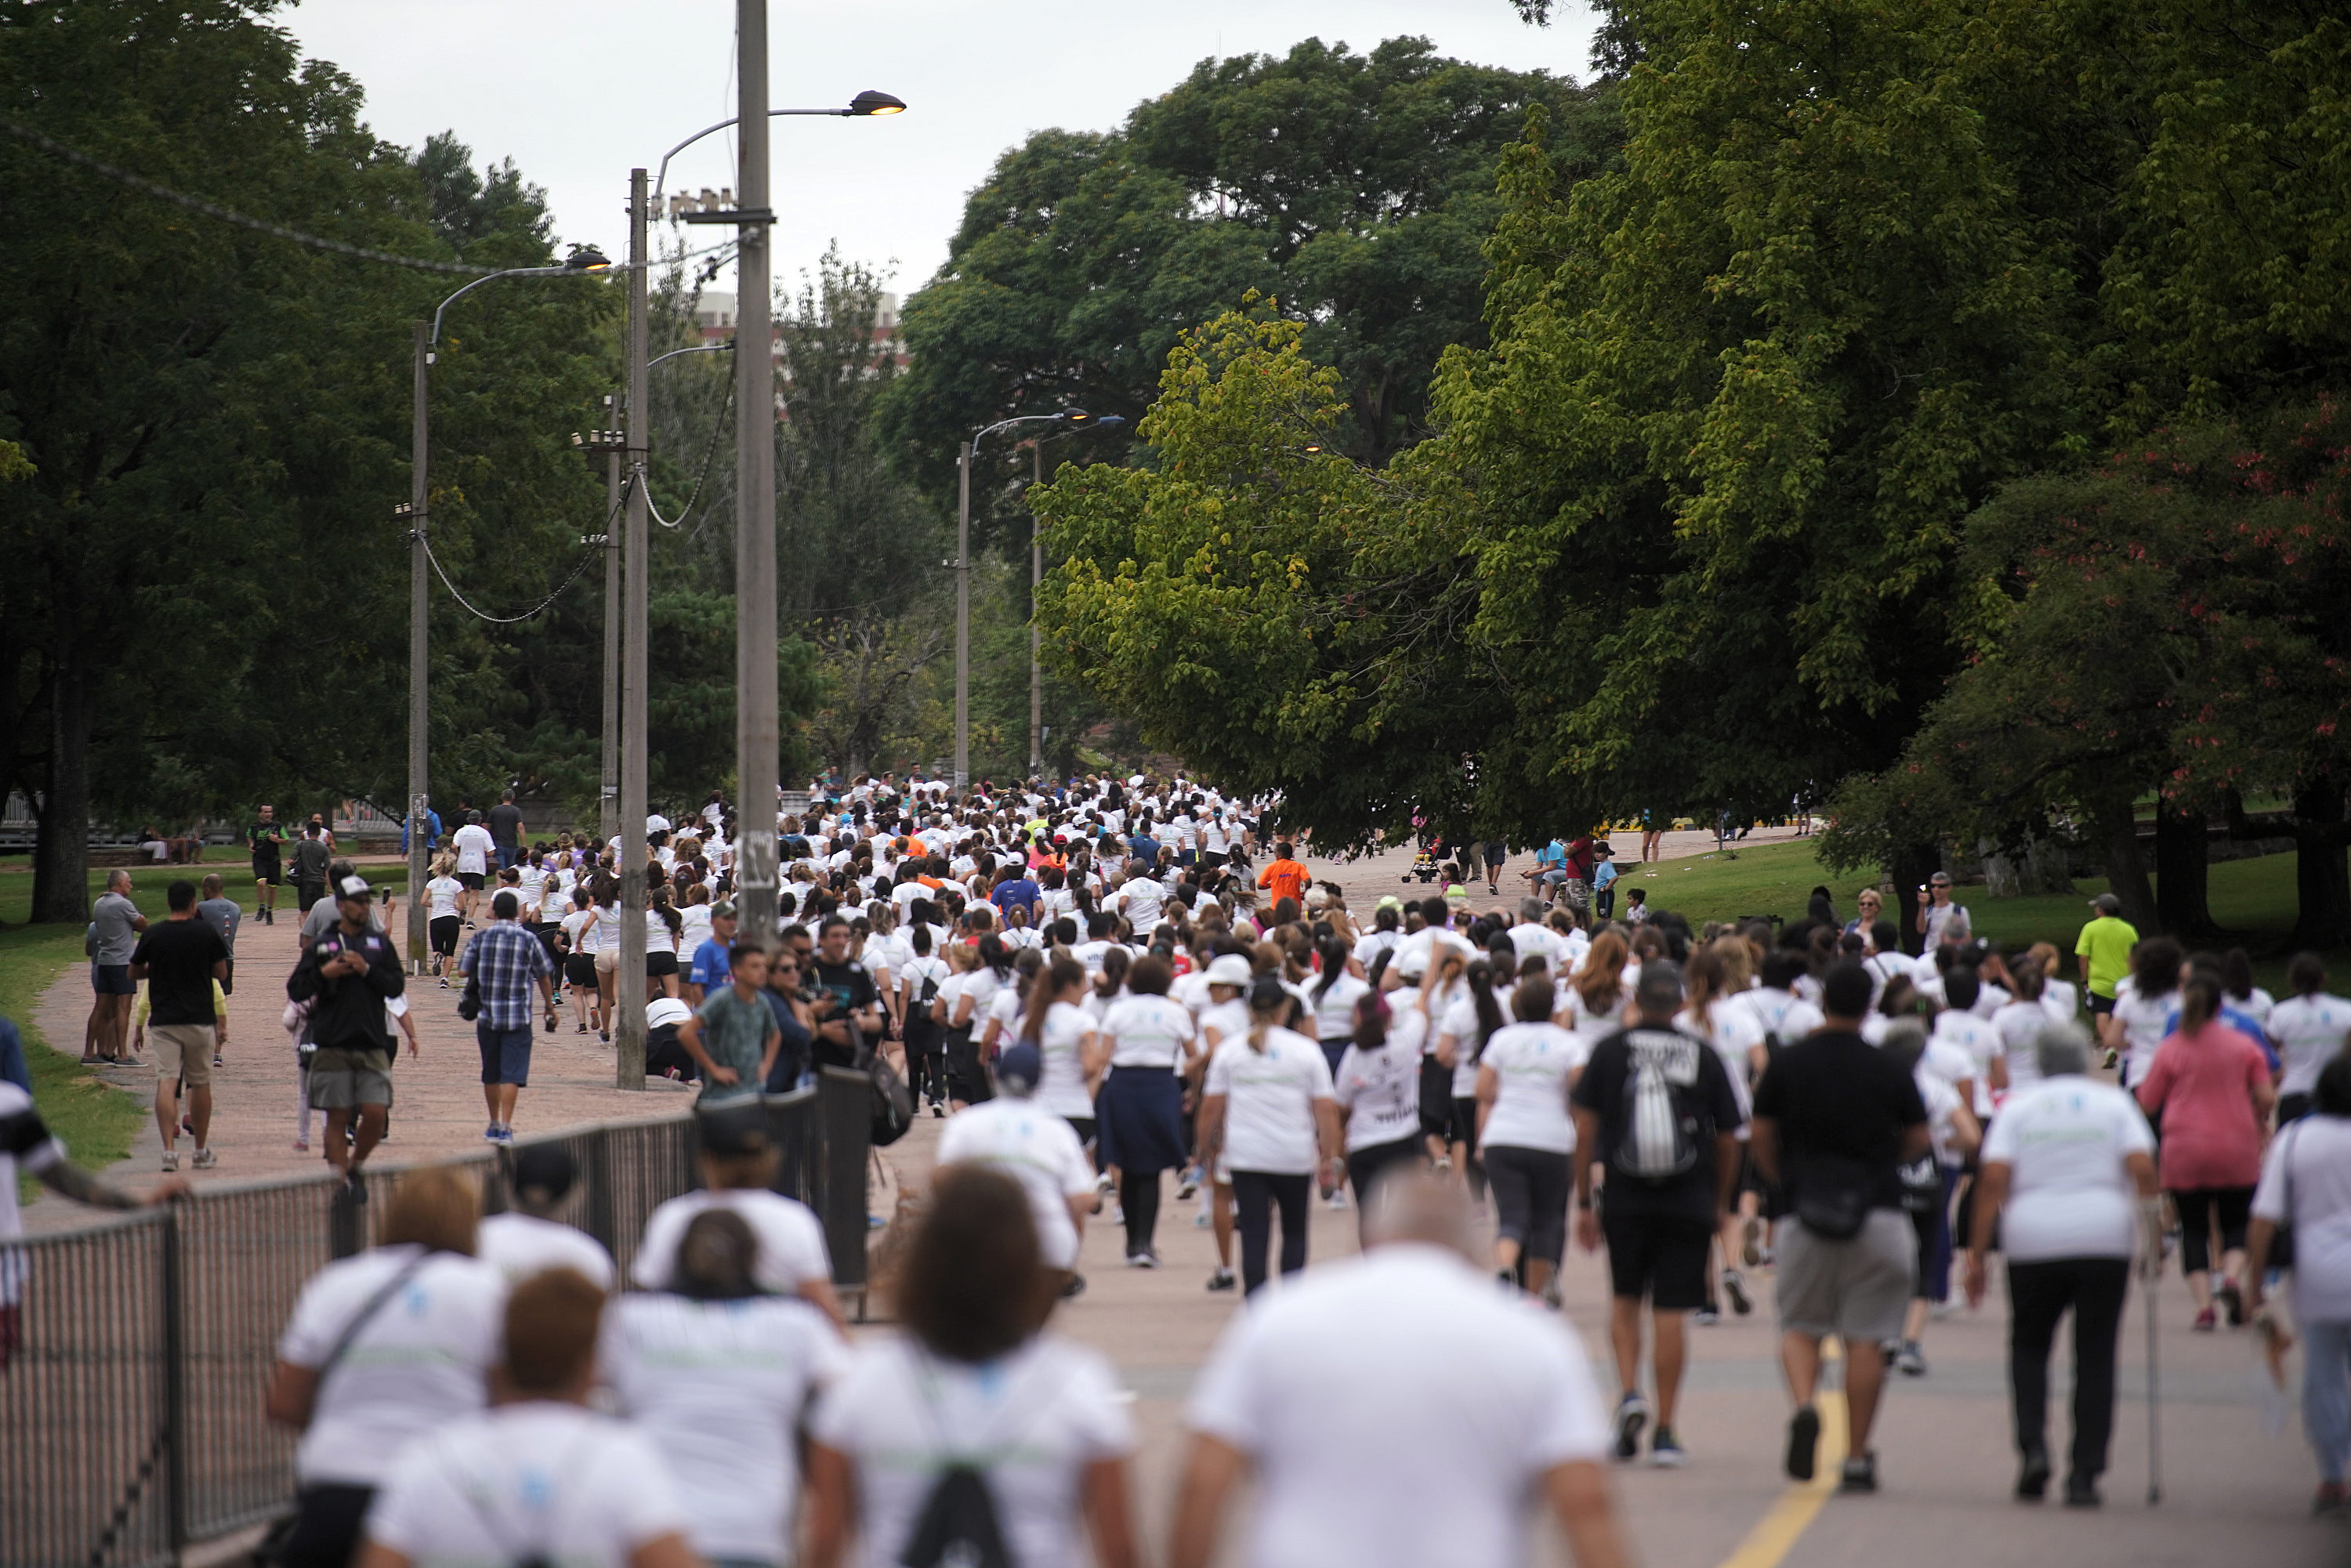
[1715,1348,1849,1568]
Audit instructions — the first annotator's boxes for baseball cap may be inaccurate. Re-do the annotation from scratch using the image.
[994,1042,1042,1095]
[710,900,737,920]
[1203,953,1255,987]
[695,1103,773,1158]
[510,1143,578,1202]
[2090,892,2121,914]
[335,874,375,901]
[1375,894,1403,914]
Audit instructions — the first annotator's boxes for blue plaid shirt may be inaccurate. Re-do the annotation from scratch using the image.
[458,920,555,1030]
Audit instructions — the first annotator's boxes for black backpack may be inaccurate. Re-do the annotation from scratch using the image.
[901,1465,1015,1568]
[1610,1029,1704,1183]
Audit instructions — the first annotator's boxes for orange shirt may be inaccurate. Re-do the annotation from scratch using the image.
[1259,858,1310,908]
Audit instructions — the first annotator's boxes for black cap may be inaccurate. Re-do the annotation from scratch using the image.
[696,1103,772,1158]
[511,1143,578,1202]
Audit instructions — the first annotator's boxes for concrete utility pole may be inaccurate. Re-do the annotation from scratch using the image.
[955,440,973,791]
[1030,440,1045,777]
[734,0,782,947]
[600,392,621,842]
[616,168,651,1088]
[406,321,431,974]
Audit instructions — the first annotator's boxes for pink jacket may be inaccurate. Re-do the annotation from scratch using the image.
[2135,1023,2269,1190]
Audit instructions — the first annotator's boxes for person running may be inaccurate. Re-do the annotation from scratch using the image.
[1477,975,1588,1302]
[355,1269,694,1568]
[604,1209,846,1567]
[1751,960,1929,1493]
[2247,1052,2351,1515]
[455,889,556,1146]
[1095,954,1200,1267]
[1878,1022,1980,1378]
[936,1041,1098,1295]
[248,804,288,925]
[285,875,408,1190]
[802,1164,1139,1568]
[1965,1021,2156,1507]
[1023,952,1105,1150]
[1172,1171,1629,1568]
[559,886,602,1033]
[129,879,230,1171]
[2103,936,2183,1088]
[1331,981,1425,1233]
[2135,969,2273,1328]
[2074,892,2139,1027]
[2268,953,2351,1125]
[450,810,496,927]
[1197,974,1342,1295]
[1570,960,1744,1468]
[195,873,241,998]
[290,823,332,916]
[266,1166,505,1568]
[633,1103,842,1326]
[422,856,463,987]
[1255,841,1310,911]
[475,1144,615,1287]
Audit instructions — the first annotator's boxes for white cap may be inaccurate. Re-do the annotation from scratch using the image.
[1203,953,1255,987]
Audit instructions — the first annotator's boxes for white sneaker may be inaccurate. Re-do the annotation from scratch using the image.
[192,1148,217,1170]
[160,1150,179,1172]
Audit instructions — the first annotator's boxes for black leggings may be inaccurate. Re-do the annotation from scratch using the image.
[2171,1185,2253,1276]
[1121,1168,1161,1255]
[1483,1145,1572,1264]
[1346,1138,1422,1214]
[1231,1170,1311,1294]
[2007,1256,2130,1479]
[278,1483,375,1568]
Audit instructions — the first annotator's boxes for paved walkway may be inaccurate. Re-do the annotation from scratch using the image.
[875,1114,2338,1568]
[27,896,689,1225]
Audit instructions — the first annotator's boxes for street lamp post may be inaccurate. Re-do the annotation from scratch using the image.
[953,411,1115,791]
[406,251,609,973]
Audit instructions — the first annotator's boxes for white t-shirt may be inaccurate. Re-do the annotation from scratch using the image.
[603,1292,848,1563]
[810,1334,1132,1568]
[426,877,463,920]
[936,1099,1096,1269]
[1034,999,1097,1118]
[647,996,693,1031]
[1557,983,1625,1056]
[678,904,714,960]
[2111,987,2176,1088]
[276,1245,505,1485]
[898,954,950,1008]
[1980,1077,2155,1263]
[364,1402,686,1568]
[451,822,496,877]
[2254,1116,2351,1323]
[1333,1039,1422,1153]
[1118,877,1166,932]
[1733,987,1825,1052]
[1198,996,1252,1052]
[1992,1000,2053,1094]
[560,906,598,955]
[632,1189,831,1298]
[1508,922,1563,972]
[473,1211,615,1290]
[1204,1027,1335,1175]
[644,911,677,955]
[1476,1022,1585,1155]
[0,1082,65,1302]
[2268,994,2351,1098]
[1933,1009,2004,1116]
[1306,973,1371,1046]
[1099,994,1197,1070]
[1186,1244,1609,1568]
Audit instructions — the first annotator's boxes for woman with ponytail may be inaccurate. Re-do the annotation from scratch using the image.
[1331,981,1423,1236]
[1195,976,1342,1294]
[1023,953,1106,1146]
[2136,970,2275,1329]
[1433,951,1509,1193]
[1305,925,1371,1077]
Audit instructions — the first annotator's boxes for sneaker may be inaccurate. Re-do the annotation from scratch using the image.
[1896,1340,1926,1377]
[1195,1205,1214,1229]
[2215,1276,2244,1327]
[212,1054,223,1067]
[1786,1403,1821,1482]
[293,1139,309,1152]
[484,1123,503,1143]
[2062,1473,2099,1508]
[1741,1215,1763,1268]
[2313,1481,2348,1516]
[2017,1446,2052,1501]
[1693,1304,1721,1326]
[1060,1273,1088,1300]
[1325,1188,1349,1211]
[439,977,451,990]
[160,1150,179,1172]
[1839,1454,1878,1494]
[2193,1306,2218,1331]
[1612,1393,1649,1461]
[1094,1171,1116,1195]
[1176,1168,1201,1200]
[1650,1428,1686,1468]
[192,1148,217,1170]
[930,1102,945,1118]
[1206,1266,1237,1292]
[492,1125,515,1146]
[1125,1251,1160,1269]
[340,1169,368,1204]
[1432,1155,1454,1173]
[1722,1268,1752,1316]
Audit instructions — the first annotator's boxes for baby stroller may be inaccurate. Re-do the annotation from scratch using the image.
[1407,848,1442,884]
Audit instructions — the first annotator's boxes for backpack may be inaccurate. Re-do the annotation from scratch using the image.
[1610,1030,1704,1182]
[900,1465,1014,1568]
[915,965,941,1010]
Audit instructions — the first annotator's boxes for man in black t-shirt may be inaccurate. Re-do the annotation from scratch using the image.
[806,916,883,1070]
[1570,959,1744,1468]
[129,881,230,1171]
[247,806,287,925]
[487,788,526,871]
[1751,960,1929,1494]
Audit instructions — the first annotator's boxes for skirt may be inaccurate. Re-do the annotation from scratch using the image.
[1096,1065,1187,1175]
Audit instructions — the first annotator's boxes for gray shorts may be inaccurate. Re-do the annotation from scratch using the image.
[1775,1208,1915,1342]
[307,1046,394,1110]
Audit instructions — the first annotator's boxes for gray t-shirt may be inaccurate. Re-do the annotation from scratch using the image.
[196,896,242,956]
[92,891,143,966]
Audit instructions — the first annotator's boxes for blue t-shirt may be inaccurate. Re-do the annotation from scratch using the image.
[689,941,732,992]
[991,878,1041,918]
[1127,834,1160,865]
[1536,841,1567,870]
[2161,1002,2277,1071]
[1593,861,1618,891]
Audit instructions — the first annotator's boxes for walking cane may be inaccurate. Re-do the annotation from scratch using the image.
[2143,1260,2163,1505]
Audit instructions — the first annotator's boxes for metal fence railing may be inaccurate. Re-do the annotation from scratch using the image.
[1,1079,870,1568]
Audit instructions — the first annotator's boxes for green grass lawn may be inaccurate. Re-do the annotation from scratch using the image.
[0,859,407,1183]
[1623,837,2328,988]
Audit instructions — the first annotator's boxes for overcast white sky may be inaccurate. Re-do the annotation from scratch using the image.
[281,0,1598,299]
